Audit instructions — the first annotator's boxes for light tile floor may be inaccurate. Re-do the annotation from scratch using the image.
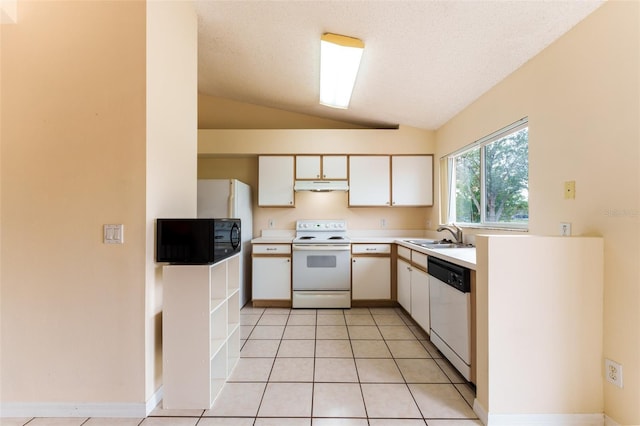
[4,307,481,426]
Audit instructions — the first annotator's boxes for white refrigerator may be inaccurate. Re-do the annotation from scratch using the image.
[197,179,253,308]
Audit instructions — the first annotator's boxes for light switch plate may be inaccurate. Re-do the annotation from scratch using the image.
[104,224,124,244]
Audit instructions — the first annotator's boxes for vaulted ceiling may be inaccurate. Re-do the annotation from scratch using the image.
[195,1,604,130]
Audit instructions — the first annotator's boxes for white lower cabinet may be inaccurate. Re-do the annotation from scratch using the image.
[410,267,430,332]
[352,256,391,300]
[252,244,291,301]
[397,250,430,332]
[397,258,412,313]
[162,254,240,409]
[352,244,391,300]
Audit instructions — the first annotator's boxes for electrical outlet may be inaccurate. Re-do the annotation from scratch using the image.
[380,218,387,228]
[560,222,572,236]
[605,358,623,388]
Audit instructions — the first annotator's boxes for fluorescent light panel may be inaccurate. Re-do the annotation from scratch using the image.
[320,33,364,109]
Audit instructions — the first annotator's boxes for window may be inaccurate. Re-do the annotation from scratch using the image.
[441,118,529,229]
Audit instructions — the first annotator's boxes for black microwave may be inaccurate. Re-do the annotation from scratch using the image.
[156,218,241,264]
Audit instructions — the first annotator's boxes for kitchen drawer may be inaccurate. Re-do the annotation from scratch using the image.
[352,244,391,255]
[397,245,411,260]
[411,251,428,270]
[252,244,291,255]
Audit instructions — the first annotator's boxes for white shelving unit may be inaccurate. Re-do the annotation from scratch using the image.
[162,254,241,409]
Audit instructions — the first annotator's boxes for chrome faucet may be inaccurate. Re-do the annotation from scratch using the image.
[437,223,463,244]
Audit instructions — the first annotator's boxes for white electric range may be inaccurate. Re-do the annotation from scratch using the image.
[291,220,351,309]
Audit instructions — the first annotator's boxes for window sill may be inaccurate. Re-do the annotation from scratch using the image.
[456,224,529,233]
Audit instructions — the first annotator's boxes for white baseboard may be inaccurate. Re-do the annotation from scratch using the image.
[1,387,163,418]
[473,399,605,426]
[474,398,489,425]
[145,386,163,416]
[604,415,621,426]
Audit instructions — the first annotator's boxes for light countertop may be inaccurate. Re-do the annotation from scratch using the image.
[250,236,295,244]
[251,232,476,269]
[395,240,476,270]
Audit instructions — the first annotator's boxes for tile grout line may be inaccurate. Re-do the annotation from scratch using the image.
[345,307,370,423]
[310,309,318,421]
[233,306,479,424]
[396,309,479,420]
[252,307,288,420]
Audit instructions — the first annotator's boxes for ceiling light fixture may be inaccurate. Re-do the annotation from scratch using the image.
[319,33,364,109]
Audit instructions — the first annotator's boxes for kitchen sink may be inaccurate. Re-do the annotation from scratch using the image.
[404,239,474,249]
[404,239,437,245]
[422,243,461,248]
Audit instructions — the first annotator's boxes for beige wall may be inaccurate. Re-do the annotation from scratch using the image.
[1,0,197,414]
[146,1,198,401]
[436,2,639,424]
[199,94,369,129]
[1,0,147,403]
[477,235,603,419]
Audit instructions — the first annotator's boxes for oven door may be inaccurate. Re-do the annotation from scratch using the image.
[292,244,351,291]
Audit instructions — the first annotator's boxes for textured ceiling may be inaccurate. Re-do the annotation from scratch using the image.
[195,1,604,130]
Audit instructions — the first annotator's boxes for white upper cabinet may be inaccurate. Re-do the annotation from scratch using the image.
[392,155,433,206]
[295,156,322,179]
[321,155,348,179]
[296,155,347,180]
[349,156,391,206]
[259,156,294,206]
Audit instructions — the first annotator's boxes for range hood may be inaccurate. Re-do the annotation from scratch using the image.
[294,180,349,192]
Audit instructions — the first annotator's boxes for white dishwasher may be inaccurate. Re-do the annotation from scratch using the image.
[428,256,471,381]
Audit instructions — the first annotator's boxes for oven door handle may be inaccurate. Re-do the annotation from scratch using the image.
[292,244,351,251]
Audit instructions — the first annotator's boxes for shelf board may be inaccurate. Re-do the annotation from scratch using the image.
[210,298,225,314]
[228,321,240,336]
[210,338,226,358]
[210,378,226,408]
